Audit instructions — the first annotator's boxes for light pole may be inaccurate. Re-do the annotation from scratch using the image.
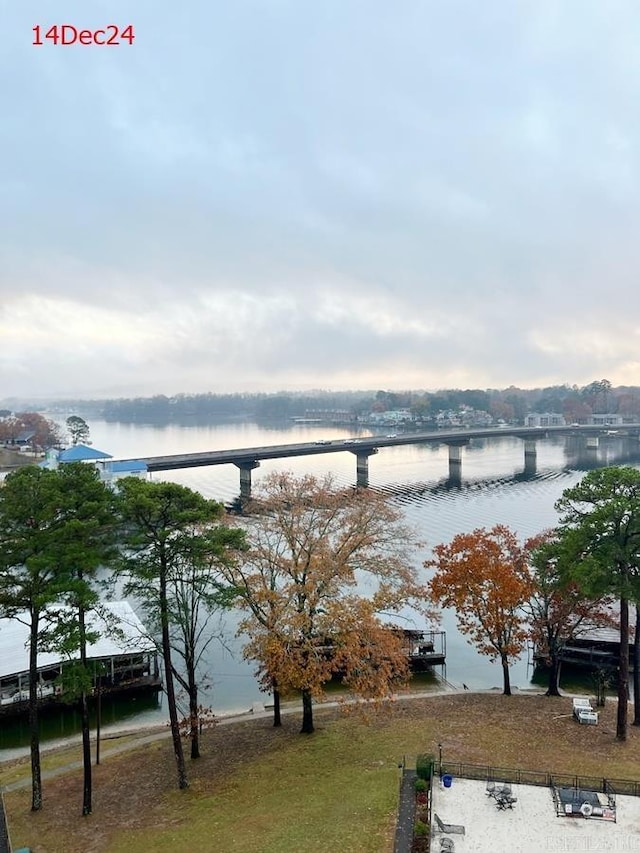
[438,742,443,777]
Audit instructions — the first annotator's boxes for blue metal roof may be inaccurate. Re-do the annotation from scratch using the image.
[59,444,113,461]
[111,460,147,473]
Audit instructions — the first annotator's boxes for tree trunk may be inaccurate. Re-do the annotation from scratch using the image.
[617,594,629,741]
[633,606,640,726]
[80,690,92,814]
[300,689,314,734]
[546,654,562,697]
[29,612,42,812]
[501,655,511,696]
[188,662,200,760]
[79,602,92,815]
[272,682,282,728]
[160,562,188,788]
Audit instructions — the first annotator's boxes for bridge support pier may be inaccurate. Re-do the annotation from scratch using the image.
[586,436,599,451]
[234,460,260,501]
[523,440,537,476]
[351,448,378,487]
[446,441,468,486]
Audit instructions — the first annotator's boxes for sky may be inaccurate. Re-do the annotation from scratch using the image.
[2,1,640,400]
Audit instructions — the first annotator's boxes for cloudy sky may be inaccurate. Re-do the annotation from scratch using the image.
[2,1,640,399]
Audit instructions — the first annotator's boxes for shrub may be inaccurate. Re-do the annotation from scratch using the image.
[414,778,428,792]
[416,753,434,781]
[414,819,428,837]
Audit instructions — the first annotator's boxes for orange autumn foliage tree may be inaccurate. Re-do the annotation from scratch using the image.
[226,472,427,734]
[426,525,533,695]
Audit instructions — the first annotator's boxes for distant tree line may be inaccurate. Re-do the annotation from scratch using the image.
[25,379,640,426]
[99,391,373,423]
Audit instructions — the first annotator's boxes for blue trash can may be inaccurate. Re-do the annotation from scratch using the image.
[442,774,453,788]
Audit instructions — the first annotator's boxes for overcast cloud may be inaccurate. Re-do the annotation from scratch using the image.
[2,1,640,398]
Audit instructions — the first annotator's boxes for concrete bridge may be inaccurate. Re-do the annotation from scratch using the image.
[118,424,640,500]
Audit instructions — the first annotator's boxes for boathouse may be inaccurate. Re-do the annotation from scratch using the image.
[386,625,447,671]
[532,604,633,671]
[0,601,159,712]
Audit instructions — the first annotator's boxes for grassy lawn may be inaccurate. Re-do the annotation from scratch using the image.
[4,693,640,853]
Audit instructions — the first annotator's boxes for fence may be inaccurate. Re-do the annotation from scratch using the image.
[424,758,434,839]
[436,759,640,798]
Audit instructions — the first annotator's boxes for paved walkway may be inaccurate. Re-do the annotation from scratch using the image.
[394,768,417,853]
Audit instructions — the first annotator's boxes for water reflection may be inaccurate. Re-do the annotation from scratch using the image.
[0,692,162,755]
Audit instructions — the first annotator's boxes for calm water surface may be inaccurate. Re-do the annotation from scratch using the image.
[3,419,638,750]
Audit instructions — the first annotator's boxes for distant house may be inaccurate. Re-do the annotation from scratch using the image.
[435,410,462,427]
[41,444,147,483]
[588,414,624,426]
[525,413,566,427]
[369,409,413,425]
[459,408,494,427]
[9,429,37,450]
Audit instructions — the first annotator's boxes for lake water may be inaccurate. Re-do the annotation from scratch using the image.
[3,418,639,749]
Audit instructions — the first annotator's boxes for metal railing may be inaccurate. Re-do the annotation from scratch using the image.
[425,760,434,848]
[435,759,640,798]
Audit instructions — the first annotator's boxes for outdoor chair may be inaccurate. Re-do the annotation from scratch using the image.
[486,781,511,800]
[433,813,465,835]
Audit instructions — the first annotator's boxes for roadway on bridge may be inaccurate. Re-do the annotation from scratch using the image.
[116,424,639,473]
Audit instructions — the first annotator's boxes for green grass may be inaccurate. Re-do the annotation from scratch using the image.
[108,719,399,853]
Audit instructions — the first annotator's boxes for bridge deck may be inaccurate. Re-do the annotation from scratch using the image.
[115,425,640,472]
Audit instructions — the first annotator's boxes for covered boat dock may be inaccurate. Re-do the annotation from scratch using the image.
[0,601,160,713]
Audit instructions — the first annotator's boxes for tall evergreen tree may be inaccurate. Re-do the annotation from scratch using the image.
[116,479,241,779]
[51,463,117,814]
[0,464,115,813]
[65,416,91,446]
[555,467,640,741]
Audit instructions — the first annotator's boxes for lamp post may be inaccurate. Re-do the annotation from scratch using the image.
[438,742,443,778]
[96,670,101,766]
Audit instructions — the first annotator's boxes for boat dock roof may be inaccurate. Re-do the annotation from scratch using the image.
[0,601,155,682]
